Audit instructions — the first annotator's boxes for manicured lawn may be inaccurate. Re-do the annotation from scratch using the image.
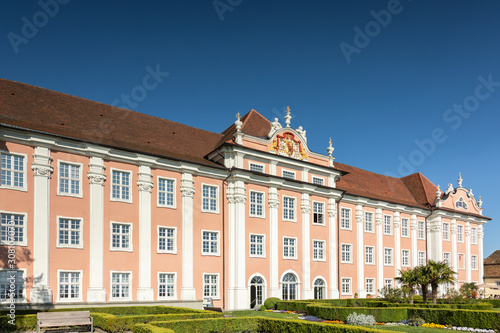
[369,325,449,333]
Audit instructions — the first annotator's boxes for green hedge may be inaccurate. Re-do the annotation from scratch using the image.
[258,317,394,333]
[277,299,372,311]
[481,299,500,308]
[408,308,500,330]
[277,300,316,312]
[151,317,259,333]
[366,301,493,310]
[134,323,175,333]
[0,314,36,332]
[306,305,407,322]
[0,305,205,316]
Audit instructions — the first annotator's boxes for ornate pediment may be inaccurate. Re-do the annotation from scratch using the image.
[269,131,307,160]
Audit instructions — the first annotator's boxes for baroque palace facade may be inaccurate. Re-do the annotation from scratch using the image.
[0,79,490,310]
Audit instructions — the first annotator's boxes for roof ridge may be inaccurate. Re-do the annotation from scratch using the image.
[418,172,432,206]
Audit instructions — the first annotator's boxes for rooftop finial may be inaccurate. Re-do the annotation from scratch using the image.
[235,112,242,132]
[458,172,463,187]
[327,137,334,157]
[234,112,243,144]
[446,183,454,195]
[436,184,442,198]
[236,112,240,120]
[478,195,483,208]
[285,106,292,127]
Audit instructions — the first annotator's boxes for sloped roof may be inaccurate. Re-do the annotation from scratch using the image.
[216,109,272,147]
[484,250,500,278]
[0,78,224,167]
[485,250,500,265]
[401,172,438,208]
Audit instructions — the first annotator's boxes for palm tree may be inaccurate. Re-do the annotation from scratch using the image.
[415,264,430,304]
[426,260,457,304]
[396,267,419,304]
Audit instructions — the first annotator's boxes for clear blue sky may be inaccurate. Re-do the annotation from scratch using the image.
[1,1,499,257]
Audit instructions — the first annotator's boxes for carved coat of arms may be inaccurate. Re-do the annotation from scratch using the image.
[270,132,307,160]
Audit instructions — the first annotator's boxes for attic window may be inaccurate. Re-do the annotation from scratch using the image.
[455,197,468,210]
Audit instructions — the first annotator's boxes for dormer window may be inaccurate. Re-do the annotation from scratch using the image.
[455,197,468,210]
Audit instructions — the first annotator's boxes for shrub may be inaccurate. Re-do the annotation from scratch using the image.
[306,304,407,323]
[264,297,281,310]
[346,312,376,326]
[134,323,175,333]
[378,286,405,303]
[408,317,425,326]
[407,308,500,330]
[259,305,267,311]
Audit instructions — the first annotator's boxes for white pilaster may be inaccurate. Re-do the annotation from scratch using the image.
[328,199,339,299]
[268,187,280,298]
[376,208,383,294]
[269,161,277,176]
[136,165,154,301]
[301,193,312,299]
[86,156,107,302]
[465,222,471,283]
[478,226,484,284]
[356,205,366,298]
[427,214,442,262]
[30,146,53,303]
[180,173,196,300]
[411,215,418,268]
[394,212,401,286]
[451,220,458,290]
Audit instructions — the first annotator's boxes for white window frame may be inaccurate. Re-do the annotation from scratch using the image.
[418,221,426,240]
[312,176,324,185]
[341,277,352,295]
[110,271,132,301]
[0,268,27,303]
[110,221,133,252]
[157,226,177,254]
[282,196,296,222]
[201,184,219,214]
[402,249,410,267]
[313,240,326,262]
[401,218,409,237]
[341,243,352,264]
[158,272,177,300]
[471,255,478,270]
[110,168,132,203]
[201,230,220,256]
[56,216,83,249]
[57,270,83,302]
[364,212,374,233]
[283,236,297,260]
[249,233,265,258]
[157,177,176,208]
[458,253,465,270]
[384,247,393,266]
[282,169,296,180]
[0,211,28,246]
[365,278,375,294]
[418,251,427,266]
[0,151,27,192]
[383,215,392,235]
[365,246,375,265]
[457,225,464,243]
[203,273,220,299]
[57,160,83,198]
[442,222,450,241]
[384,279,394,289]
[471,227,477,244]
[443,252,451,266]
[249,191,265,218]
[249,162,265,173]
[340,208,352,230]
[312,201,325,225]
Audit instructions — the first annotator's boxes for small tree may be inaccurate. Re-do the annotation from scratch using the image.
[396,267,419,304]
[426,260,457,304]
[415,265,430,304]
[460,282,479,299]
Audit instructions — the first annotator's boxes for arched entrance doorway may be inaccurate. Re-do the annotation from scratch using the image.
[313,278,326,299]
[249,276,264,309]
[282,272,298,300]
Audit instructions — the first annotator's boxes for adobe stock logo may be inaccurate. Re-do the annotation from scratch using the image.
[7,0,71,54]
[339,0,410,64]
[213,0,243,22]
[386,74,500,178]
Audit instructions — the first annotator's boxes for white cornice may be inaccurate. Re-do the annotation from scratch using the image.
[430,209,489,224]
[341,194,430,216]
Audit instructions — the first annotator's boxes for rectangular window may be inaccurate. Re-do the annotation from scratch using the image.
[282,170,296,179]
[202,231,219,255]
[365,246,374,264]
[313,202,324,225]
[341,244,352,263]
[0,152,25,190]
[418,221,425,239]
[384,248,393,266]
[250,191,264,217]
[158,273,176,299]
[471,255,478,270]
[59,162,81,196]
[340,208,351,230]
[401,218,409,237]
[111,170,130,201]
[250,234,264,257]
[58,271,81,301]
[202,185,218,213]
[283,237,297,259]
[341,278,351,295]
[283,197,295,221]
[457,225,464,242]
[443,252,451,266]
[384,215,392,235]
[0,270,24,301]
[402,249,410,267]
[203,274,218,298]
[158,178,175,207]
[312,176,324,185]
[111,222,131,251]
[249,162,264,173]
[458,253,465,269]
[158,227,176,253]
[0,212,26,246]
[58,217,82,248]
[385,279,393,289]
[471,227,477,244]
[443,222,450,241]
[365,278,375,294]
[313,240,325,261]
[365,212,374,232]
[418,251,426,266]
[111,272,131,300]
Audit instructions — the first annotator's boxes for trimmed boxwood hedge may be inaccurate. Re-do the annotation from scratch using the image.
[151,317,259,333]
[408,308,500,330]
[0,305,205,316]
[365,301,494,310]
[0,314,36,332]
[134,323,175,333]
[481,299,500,308]
[305,305,408,323]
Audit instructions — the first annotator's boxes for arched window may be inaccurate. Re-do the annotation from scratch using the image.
[455,197,468,210]
[250,276,264,309]
[282,273,297,300]
[314,278,326,300]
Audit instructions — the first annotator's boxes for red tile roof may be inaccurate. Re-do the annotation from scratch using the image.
[484,250,500,278]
